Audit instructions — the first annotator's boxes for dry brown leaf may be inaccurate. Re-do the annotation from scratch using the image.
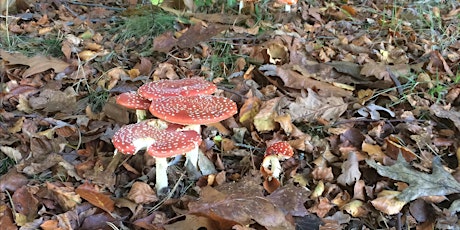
[75,182,115,213]
[164,215,218,230]
[28,87,77,113]
[0,170,28,192]
[239,96,261,126]
[189,186,294,230]
[253,97,281,132]
[337,152,361,186]
[127,182,158,204]
[267,184,310,217]
[371,190,407,215]
[47,182,81,211]
[269,64,352,98]
[309,197,334,218]
[287,88,347,123]
[12,186,39,222]
[0,205,17,230]
[341,200,367,217]
[0,50,70,77]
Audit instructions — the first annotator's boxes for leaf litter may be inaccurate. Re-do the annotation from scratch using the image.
[0,0,460,229]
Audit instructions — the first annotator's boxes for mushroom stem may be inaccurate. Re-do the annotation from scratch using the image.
[238,0,244,14]
[181,124,202,170]
[136,109,147,122]
[285,4,291,12]
[155,157,169,192]
[261,155,282,180]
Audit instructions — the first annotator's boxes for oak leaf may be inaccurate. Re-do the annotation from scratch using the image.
[366,155,460,202]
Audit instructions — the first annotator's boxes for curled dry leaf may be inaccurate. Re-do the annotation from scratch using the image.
[371,190,407,215]
[337,152,361,186]
[47,182,81,211]
[0,170,28,192]
[287,88,347,123]
[253,97,281,132]
[128,181,158,204]
[75,182,115,213]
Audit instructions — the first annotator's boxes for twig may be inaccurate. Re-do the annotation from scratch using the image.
[64,1,125,11]
[217,85,248,99]
[332,118,425,126]
[386,67,403,96]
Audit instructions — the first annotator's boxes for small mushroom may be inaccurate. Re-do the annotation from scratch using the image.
[138,78,217,100]
[112,120,201,193]
[116,91,151,122]
[277,0,297,12]
[260,141,294,181]
[149,95,237,173]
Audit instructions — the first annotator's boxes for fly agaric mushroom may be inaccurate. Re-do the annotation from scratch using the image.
[116,91,151,122]
[278,0,297,12]
[138,77,217,100]
[149,95,237,173]
[260,141,294,181]
[112,120,201,192]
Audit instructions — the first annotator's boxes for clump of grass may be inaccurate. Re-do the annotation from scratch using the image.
[87,87,110,113]
[111,8,178,54]
[0,156,16,176]
[0,33,64,57]
[201,40,242,79]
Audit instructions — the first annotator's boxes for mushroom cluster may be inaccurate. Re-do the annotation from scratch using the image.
[112,77,237,193]
[260,141,294,193]
[112,120,201,192]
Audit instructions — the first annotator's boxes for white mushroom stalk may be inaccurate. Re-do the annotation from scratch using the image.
[261,155,283,180]
[260,141,294,180]
[149,95,238,175]
[115,91,151,123]
[111,120,201,194]
[155,157,169,192]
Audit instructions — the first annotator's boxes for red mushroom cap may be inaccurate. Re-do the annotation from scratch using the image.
[149,95,237,125]
[116,91,151,110]
[112,121,201,158]
[265,141,294,158]
[138,78,217,100]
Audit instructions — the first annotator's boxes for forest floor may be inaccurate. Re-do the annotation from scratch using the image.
[1,0,460,229]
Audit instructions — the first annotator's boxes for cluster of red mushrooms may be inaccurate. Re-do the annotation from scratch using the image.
[112,77,295,194]
[112,78,237,193]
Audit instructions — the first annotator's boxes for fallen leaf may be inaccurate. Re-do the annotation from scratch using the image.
[0,170,28,192]
[46,182,81,211]
[0,50,70,77]
[287,88,347,123]
[366,155,460,202]
[253,97,281,132]
[164,215,218,230]
[0,205,17,230]
[337,152,361,186]
[127,182,158,204]
[189,183,294,229]
[430,104,460,132]
[12,186,39,222]
[371,190,407,215]
[267,184,310,217]
[75,182,115,213]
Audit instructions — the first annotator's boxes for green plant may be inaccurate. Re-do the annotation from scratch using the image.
[111,9,178,54]
[87,87,110,113]
[0,33,64,57]
[0,156,15,176]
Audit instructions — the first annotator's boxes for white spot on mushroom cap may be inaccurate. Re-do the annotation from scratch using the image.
[138,78,217,100]
[265,141,293,158]
[116,91,151,110]
[111,120,201,157]
[149,95,238,125]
